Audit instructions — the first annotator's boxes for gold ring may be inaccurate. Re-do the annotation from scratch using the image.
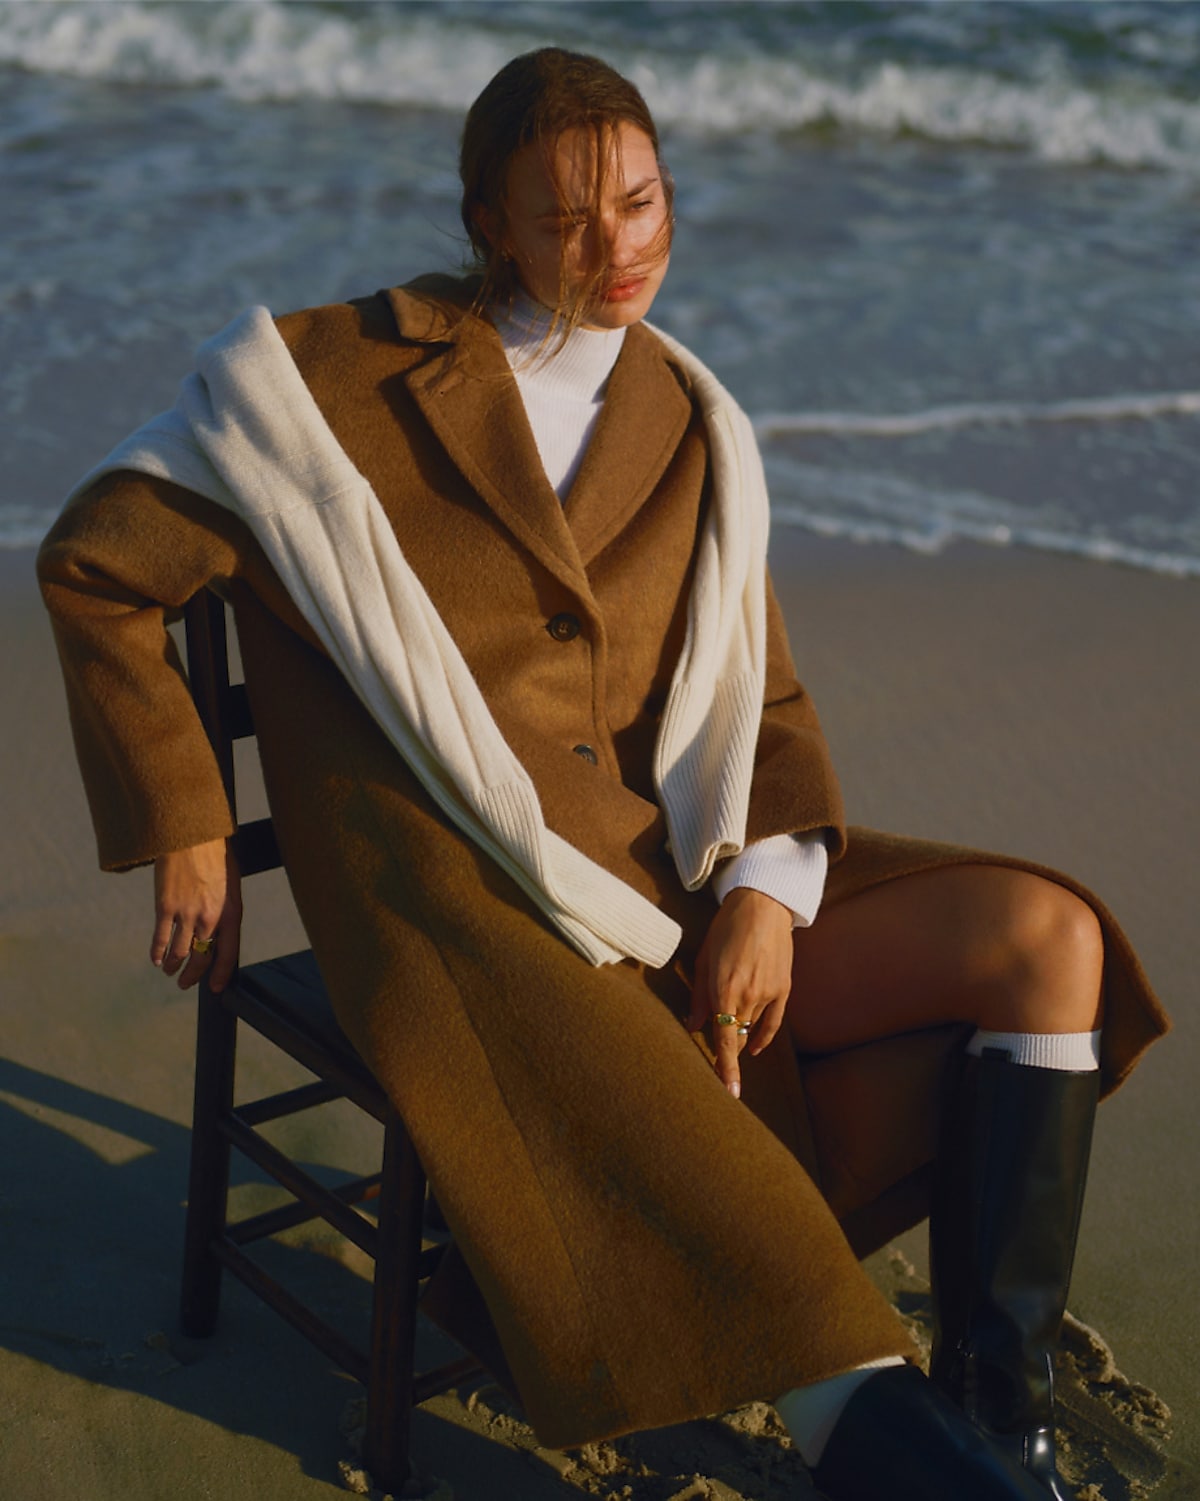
[714,1012,739,1027]
[190,935,216,955]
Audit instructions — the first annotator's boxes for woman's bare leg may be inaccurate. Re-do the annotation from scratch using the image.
[788,865,1104,1055]
[780,864,1104,1499]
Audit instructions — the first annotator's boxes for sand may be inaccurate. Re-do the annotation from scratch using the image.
[2,532,1196,1500]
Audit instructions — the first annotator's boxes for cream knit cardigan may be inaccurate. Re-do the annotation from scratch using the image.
[65,306,771,967]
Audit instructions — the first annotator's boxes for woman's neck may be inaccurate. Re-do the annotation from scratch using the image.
[490,292,628,498]
[492,292,627,398]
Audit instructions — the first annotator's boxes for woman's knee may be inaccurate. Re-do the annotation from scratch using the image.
[785,865,1105,1048]
[976,871,1105,1030]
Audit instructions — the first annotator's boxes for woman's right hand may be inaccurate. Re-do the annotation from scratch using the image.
[151,838,243,992]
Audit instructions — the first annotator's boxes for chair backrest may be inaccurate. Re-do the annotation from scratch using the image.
[183,590,280,877]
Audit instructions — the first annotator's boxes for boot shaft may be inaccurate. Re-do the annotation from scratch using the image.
[929,1051,1099,1431]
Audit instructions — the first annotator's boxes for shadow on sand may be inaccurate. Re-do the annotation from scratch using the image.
[1,1055,1186,1500]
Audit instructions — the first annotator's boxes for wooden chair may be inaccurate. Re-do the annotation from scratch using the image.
[178,588,479,1489]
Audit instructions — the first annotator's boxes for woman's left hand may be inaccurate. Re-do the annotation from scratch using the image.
[687,887,795,1099]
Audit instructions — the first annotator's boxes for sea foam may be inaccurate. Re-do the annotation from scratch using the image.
[756,390,1200,441]
[1,1,1198,174]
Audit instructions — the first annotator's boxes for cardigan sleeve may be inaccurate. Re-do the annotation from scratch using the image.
[37,469,249,871]
[711,828,829,926]
[732,569,847,860]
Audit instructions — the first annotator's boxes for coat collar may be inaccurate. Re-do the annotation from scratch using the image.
[382,277,695,577]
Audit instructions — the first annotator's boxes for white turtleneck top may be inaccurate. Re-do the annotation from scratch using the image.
[491,296,828,927]
[494,294,627,498]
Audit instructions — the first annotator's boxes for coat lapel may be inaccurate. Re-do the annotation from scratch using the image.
[563,321,695,565]
[383,282,695,584]
[385,283,588,588]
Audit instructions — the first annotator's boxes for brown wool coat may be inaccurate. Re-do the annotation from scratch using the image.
[38,276,1169,1447]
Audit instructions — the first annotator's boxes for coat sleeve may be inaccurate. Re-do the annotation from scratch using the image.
[37,470,249,871]
[737,568,848,860]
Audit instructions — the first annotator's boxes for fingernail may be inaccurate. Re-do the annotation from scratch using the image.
[728,1080,741,1100]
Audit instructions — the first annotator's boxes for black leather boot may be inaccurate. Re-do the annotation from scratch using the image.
[811,1364,1053,1500]
[929,1049,1099,1501]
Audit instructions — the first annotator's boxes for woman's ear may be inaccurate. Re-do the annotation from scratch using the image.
[472,202,500,251]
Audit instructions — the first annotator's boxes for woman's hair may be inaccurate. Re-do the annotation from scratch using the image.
[459,47,673,328]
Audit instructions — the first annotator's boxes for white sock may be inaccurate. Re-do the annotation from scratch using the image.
[966,1028,1101,1072]
[775,1356,906,1466]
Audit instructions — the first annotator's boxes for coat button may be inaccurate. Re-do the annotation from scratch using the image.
[547,612,581,642]
[572,743,599,765]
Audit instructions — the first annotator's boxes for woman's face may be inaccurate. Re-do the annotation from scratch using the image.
[487,121,671,330]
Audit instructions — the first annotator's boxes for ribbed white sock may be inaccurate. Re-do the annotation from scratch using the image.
[775,1356,907,1466]
[966,1028,1101,1071]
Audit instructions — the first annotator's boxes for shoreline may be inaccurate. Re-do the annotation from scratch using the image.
[3,537,1196,1498]
[765,512,1200,585]
[11,520,1200,582]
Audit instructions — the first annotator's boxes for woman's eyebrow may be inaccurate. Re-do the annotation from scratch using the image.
[539,175,661,219]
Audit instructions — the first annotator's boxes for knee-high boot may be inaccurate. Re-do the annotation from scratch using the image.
[928,1049,1099,1501]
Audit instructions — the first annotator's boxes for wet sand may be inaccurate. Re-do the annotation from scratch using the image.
[1,533,1195,1499]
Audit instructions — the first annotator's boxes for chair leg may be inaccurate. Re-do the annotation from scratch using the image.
[424,1189,449,1233]
[180,978,238,1337]
[362,1109,428,1492]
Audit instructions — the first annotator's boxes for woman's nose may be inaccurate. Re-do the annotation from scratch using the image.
[591,211,633,270]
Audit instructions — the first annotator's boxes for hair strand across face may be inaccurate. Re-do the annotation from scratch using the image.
[459,47,674,335]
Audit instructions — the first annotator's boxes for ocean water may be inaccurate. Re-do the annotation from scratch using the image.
[3,0,1199,575]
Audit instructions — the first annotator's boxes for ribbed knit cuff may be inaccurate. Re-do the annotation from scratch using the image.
[966,1028,1102,1071]
[711,830,829,928]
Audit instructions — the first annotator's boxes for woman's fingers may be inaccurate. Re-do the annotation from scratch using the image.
[712,1010,748,1098]
[206,909,242,993]
[690,888,795,1099]
[689,933,747,1097]
[201,846,243,993]
[166,909,207,973]
[150,907,177,971]
[174,931,217,989]
[747,995,788,1057]
[151,838,242,990]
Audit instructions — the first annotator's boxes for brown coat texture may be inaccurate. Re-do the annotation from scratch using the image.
[38,277,1169,1447]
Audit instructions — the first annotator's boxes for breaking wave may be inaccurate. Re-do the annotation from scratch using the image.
[2,1,1198,173]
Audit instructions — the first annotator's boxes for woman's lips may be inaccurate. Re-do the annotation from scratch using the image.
[602,276,646,303]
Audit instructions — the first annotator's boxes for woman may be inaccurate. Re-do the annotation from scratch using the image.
[39,47,1167,1501]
